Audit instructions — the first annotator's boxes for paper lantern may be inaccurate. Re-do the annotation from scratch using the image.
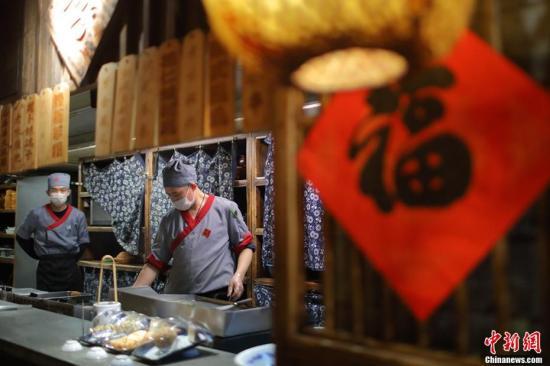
[203,0,474,92]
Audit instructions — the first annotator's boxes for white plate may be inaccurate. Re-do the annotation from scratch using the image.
[234,343,275,366]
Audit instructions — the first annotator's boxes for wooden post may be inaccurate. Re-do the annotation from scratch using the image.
[143,150,154,259]
[246,135,257,300]
[273,88,306,358]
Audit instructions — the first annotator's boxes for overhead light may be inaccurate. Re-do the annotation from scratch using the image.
[203,0,474,92]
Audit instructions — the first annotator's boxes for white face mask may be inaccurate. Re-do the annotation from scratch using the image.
[173,188,195,211]
[50,192,68,206]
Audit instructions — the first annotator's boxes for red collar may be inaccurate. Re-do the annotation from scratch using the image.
[181,194,215,227]
[170,195,215,253]
[44,204,73,230]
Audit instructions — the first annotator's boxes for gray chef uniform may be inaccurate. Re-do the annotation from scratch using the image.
[146,159,255,295]
[17,173,90,291]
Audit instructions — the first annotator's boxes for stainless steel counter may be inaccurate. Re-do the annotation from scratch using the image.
[0,300,236,366]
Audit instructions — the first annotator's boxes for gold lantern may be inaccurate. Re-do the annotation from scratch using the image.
[203,0,475,93]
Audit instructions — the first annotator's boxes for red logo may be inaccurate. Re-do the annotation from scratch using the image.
[484,330,542,355]
[202,228,211,238]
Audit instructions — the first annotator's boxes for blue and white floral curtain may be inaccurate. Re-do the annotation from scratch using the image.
[83,154,146,255]
[262,134,275,270]
[262,134,326,271]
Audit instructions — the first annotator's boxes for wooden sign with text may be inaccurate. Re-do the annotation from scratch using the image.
[10,99,26,173]
[178,29,206,141]
[95,62,117,156]
[36,88,53,168]
[159,39,181,145]
[134,47,160,149]
[111,55,137,153]
[49,83,70,165]
[21,94,38,171]
[242,69,274,132]
[205,34,235,137]
[0,104,12,173]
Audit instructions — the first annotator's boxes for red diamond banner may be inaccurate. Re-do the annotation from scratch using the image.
[298,31,550,320]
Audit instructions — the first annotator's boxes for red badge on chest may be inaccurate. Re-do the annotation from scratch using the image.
[202,228,211,238]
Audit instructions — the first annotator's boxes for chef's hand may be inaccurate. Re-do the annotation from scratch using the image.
[227,272,244,301]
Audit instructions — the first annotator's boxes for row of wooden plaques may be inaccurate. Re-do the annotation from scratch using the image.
[95,29,274,157]
[0,83,70,174]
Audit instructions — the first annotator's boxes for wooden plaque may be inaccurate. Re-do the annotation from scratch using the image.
[10,99,26,173]
[0,104,12,173]
[111,55,137,153]
[36,88,53,168]
[177,29,206,142]
[242,69,275,132]
[158,39,181,146]
[95,62,118,156]
[21,94,38,171]
[205,34,235,137]
[134,47,160,149]
[49,83,70,165]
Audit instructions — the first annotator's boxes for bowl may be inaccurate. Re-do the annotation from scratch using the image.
[234,343,275,366]
[93,301,121,316]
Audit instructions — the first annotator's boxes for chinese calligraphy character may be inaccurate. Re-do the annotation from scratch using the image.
[503,332,520,352]
[348,66,471,213]
[522,331,542,354]
[484,330,502,355]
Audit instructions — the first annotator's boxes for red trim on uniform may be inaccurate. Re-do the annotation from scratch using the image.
[170,195,216,253]
[233,232,253,255]
[45,204,74,230]
[146,253,169,272]
[182,194,215,227]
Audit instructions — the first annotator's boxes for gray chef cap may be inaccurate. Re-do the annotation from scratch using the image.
[162,159,198,187]
[48,173,71,189]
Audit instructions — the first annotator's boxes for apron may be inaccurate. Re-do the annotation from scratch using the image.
[36,205,82,292]
[36,253,82,292]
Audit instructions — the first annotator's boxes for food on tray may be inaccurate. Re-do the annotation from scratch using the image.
[147,319,179,348]
[90,311,148,336]
[116,313,149,334]
[91,323,118,333]
[108,330,151,351]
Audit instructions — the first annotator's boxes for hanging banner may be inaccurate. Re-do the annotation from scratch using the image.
[298,31,550,320]
[48,0,118,85]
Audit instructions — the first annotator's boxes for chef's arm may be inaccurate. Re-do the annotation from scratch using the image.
[227,248,253,300]
[16,235,39,260]
[133,263,159,287]
[235,248,253,278]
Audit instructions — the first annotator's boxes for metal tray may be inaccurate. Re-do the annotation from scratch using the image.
[114,287,272,337]
[132,334,200,362]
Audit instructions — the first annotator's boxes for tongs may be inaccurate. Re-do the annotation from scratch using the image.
[195,296,252,310]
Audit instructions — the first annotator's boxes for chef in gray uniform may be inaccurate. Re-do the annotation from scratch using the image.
[16,173,90,291]
[134,159,255,300]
